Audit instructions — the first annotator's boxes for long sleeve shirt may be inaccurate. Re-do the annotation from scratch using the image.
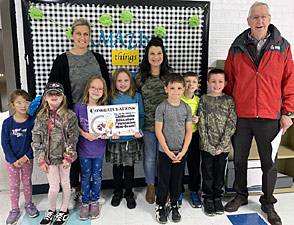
[1,115,35,164]
[198,94,237,156]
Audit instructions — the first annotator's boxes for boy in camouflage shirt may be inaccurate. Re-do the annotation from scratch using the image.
[198,69,237,216]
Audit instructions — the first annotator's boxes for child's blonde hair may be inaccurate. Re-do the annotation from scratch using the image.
[82,76,108,106]
[37,94,68,120]
[9,89,30,103]
[109,68,137,100]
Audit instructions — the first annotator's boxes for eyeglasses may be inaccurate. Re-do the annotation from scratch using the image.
[89,86,103,92]
[249,15,270,21]
[14,101,31,107]
[47,92,63,97]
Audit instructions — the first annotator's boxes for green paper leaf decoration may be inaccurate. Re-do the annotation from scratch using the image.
[154,26,166,37]
[99,14,112,27]
[29,7,43,20]
[65,28,72,40]
[120,10,133,24]
[189,15,200,27]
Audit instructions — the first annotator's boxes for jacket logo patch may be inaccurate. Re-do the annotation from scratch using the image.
[270,45,280,50]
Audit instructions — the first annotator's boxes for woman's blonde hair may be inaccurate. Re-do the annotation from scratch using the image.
[109,68,137,100]
[71,18,91,35]
[82,76,108,106]
[37,94,69,120]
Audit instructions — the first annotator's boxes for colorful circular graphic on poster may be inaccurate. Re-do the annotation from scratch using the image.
[90,115,107,135]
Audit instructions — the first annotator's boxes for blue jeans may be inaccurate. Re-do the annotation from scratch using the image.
[143,131,159,185]
[80,155,104,204]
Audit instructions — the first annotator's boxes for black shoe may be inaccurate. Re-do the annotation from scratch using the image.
[126,195,136,209]
[111,192,122,207]
[156,205,167,224]
[40,210,56,225]
[203,199,216,216]
[261,205,282,225]
[214,198,224,214]
[224,196,248,212]
[171,204,181,222]
[52,210,69,225]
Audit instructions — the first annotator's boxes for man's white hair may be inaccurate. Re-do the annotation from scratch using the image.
[248,1,270,18]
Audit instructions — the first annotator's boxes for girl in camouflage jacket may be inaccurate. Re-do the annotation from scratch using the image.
[31,82,79,225]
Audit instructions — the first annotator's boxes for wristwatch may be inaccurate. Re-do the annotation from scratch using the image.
[285,112,292,116]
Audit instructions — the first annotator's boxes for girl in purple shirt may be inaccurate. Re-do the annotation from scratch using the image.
[73,76,111,220]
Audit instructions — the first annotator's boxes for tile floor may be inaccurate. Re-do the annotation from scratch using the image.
[0,186,293,225]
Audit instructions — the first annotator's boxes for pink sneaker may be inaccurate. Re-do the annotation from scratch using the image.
[6,209,20,225]
[79,204,89,220]
[89,202,100,219]
[25,202,39,218]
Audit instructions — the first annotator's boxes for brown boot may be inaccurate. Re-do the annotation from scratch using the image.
[261,205,282,225]
[146,184,155,204]
[224,196,248,212]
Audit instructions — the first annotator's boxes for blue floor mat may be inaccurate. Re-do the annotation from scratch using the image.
[227,213,268,225]
[20,208,91,225]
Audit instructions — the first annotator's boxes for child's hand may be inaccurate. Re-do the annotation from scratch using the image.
[192,115,199,124]
[174,151,185,163]
[18,155,28,164]
[39,163,49,173]
[134,132,143,138]
[101,134,109,139]
[215,148,222,155]
[62,159,71,169]
[13,160,22,168]
[166,150,177,161]
[85,133,99,141]
[111,133,119,140]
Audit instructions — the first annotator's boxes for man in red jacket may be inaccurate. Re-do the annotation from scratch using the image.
[224,2,294,225]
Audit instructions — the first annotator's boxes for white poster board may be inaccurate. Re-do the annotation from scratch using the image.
[87,103,139,136]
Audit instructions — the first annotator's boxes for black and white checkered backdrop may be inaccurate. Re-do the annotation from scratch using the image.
[22,1,209,96]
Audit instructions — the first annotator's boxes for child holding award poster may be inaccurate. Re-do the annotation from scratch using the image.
[106,68,145,209]
[73,76,111,221]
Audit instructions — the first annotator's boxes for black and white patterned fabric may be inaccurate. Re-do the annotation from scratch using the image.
[28,3,206,96]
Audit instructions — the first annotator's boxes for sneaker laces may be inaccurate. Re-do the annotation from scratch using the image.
[55,212,66,222]
[156,206,165,216]
[44,210,55,220]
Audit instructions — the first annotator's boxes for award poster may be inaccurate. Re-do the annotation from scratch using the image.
[87,104,139,136]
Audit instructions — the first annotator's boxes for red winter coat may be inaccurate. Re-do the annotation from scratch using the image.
[224,24,294,119]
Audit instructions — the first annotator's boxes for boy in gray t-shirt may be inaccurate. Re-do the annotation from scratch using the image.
[154,74,192,223]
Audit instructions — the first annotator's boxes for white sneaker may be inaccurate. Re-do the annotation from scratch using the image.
[68,189,79,210]
[98,196,106,205]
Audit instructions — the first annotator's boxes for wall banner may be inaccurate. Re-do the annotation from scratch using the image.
[20,0,210,97]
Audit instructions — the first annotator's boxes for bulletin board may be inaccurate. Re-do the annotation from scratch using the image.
[18,0,210,97]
